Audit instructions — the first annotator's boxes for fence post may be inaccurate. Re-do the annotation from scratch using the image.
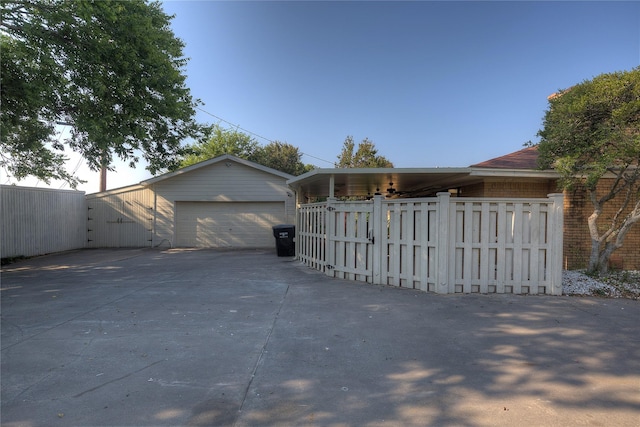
[372,195,384,285]
[294,191,301,260]
[548,193,564,295]
[325,197,337,277]
[435,192,451,294]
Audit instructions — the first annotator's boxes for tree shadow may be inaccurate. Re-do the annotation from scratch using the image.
[2,250,638,426]
[235,279,640,426]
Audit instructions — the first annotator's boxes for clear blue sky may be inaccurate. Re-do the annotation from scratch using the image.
[163,0,639,169]
[12,1,640,192]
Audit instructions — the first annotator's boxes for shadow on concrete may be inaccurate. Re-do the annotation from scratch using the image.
[1,249,638,426]
[231,276,639,427]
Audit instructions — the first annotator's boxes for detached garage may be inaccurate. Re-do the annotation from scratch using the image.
[87,155,295,249]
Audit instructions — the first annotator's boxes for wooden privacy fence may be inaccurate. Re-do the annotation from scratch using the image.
[297,192,564,295]
[1,185,87,258]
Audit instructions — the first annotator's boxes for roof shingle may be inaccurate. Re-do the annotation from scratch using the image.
[471,146,540,169]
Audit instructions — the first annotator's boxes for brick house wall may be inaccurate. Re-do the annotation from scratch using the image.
[563,179,640,271]
[460,178,557,198]
[458,177,640,270]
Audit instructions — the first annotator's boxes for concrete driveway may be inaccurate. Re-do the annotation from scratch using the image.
[1,248,639,427]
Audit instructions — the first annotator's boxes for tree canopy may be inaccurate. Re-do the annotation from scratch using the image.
[253,141,315,176]
[180,125,314,176]
[336,136,394,168]
[180,125,261,167]
[0,0,202,188]
[537,67,640,273]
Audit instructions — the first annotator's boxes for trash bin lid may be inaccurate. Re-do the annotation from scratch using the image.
[273,224,295,238]
[272,224,295,230]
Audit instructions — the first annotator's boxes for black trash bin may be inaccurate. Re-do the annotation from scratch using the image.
[272,224,295,257]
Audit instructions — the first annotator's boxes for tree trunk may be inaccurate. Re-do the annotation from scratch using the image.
[586,202,603,273]
[99,150,108,192]
[588,238,602,273]
[99,165,107,192]
[596,242,617,274]
[588,203,640,274]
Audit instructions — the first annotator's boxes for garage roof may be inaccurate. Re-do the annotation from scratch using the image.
[141,154,294,186]
[287,167,559,198]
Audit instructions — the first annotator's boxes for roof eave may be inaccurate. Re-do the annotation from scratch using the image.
[287,167,472,186]
[469,167,560,178]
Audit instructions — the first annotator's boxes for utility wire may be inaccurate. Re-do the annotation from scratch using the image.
[196,107,272,144]
[196,106,334,166]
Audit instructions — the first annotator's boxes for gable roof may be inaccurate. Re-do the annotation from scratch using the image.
[141,154,294,186]
[471,146,540,169]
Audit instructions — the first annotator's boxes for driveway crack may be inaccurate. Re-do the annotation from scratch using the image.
[73,359,165,398]
[233,284,290,426]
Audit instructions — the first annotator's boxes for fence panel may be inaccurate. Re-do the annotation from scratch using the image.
[448,198,557,294]
[380,199,438,291]
[297,202,327,271]
[1,185,86,258]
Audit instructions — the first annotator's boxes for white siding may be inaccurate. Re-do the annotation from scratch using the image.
[152,160,295,247]
[1,185,86,258]
[86,186,154,248]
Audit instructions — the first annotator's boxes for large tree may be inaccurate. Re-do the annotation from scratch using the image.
[537,67,640,273]
[0,0,202,188]
[336,136,393,168]
[180,126,314,176]
[180,125,261,167]
[254,141,315,176]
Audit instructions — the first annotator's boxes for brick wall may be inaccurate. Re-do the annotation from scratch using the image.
[460,178,556,198]
[458,182,485,197]
[563,180,640,270]
[458,177,640,271]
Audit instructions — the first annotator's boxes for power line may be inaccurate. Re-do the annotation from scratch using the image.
[196,107,273,143]
[196,106,334,166]
[300,151,336,165]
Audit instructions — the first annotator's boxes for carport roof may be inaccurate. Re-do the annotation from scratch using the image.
[286,167,559,198]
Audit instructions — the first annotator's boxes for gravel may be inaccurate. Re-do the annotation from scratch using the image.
[563,270,640,299]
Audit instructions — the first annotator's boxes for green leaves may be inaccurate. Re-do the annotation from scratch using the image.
[180,125,261,167]
[336,136,394,168]
[1,0,203,187]
[537,67,640,191]
[254,141,315,176]
[180,125,314,176]
[537,67,640,273]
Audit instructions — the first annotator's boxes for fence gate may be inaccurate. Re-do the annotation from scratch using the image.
[325,201,374,282]
[297,202,327,271]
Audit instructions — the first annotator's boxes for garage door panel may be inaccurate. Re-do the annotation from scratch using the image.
[176,202,285,248]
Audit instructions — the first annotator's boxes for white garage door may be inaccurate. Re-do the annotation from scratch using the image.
[175,202,286,248]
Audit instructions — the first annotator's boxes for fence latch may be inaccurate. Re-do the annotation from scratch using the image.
[326,206,336,211]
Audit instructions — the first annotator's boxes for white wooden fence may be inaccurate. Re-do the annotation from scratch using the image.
[297,192,564,295]
[1,185,87,259]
